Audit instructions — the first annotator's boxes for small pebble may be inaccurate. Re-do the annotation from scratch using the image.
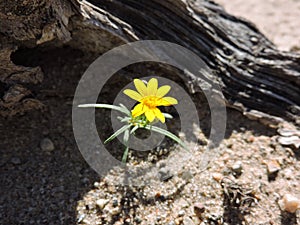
[207,214,222,223]
[11,157,21,165]
[112,198,118,207]
[246,135,255,143]
[110,207,120,215]
[158,161,167,168]
[158,167,173,181]
[183,217,195,225]
[77,214,85,223]
[96,199,109,209]
[168,221,175,225]
[175,217,183,225]
[177,199,189,208]
[107,185,116,193]
[134,217,142,224]
[81,177,90,184]
[266,160,281,175]
[250,36,258,43]
[280,194,300,213]
[231,161,243,176]
[212,173,223,182]
[40,138,55,151]
[194,203,205,217]
[82,218,91,224]
[180,171,193,181]
[158,148,165,156]
[178,210,185,217]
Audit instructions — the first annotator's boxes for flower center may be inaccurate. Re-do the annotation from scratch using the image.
[141,96,160,109]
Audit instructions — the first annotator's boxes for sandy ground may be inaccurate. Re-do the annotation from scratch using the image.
[214,0,300,52]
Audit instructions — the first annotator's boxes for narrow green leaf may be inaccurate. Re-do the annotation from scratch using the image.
[121,117,131,122]
[122,146,129,163]
[122,129,130,163]
[162,113,173,119]
[119,103,131,115]
[123,128,130,145]
[78,104,130,115]
[117,116,130,122]
[144,125,188,150]
[104,124,131,144]
[130,125,140,134]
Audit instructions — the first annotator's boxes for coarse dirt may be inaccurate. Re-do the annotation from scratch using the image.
[0,1,300,225]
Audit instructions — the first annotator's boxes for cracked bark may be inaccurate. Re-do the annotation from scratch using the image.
[0,0,299,126]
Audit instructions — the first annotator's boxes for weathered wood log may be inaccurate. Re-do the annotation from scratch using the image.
[0,0,299,126]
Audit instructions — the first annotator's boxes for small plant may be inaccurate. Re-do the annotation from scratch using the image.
[79,78,187,163]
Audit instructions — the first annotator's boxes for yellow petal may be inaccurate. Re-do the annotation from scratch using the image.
[131,103,145,117]
[123,89,143,101]
[153,108,165,123]
[159,97,178,106]
[147,78,158,95]
[145,110,155,122]
[134,79,147,96]
[156,85,171,97]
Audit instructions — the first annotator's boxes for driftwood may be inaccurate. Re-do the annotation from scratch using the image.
[0,0,299,126]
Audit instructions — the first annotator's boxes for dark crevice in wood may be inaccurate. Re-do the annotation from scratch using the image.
[0,0,299,125]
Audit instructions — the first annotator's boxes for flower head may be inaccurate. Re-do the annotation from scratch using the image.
[123,78,178,123]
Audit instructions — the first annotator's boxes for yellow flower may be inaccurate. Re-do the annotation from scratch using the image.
[123,78,178,123]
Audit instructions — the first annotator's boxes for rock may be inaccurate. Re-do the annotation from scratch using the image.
[278,136,300,148]
[177,199,189,208]
[158,167,173,181]
[134,217,142,224]
[96,199,109,209]
[40,138,55,151]
[107,185,116,193]
[175,217,183,225]
[178,210,185,217]
[246,135,255,143]
[282,169,293,180]
[280,194,300,213]
[212,173,223,182]
[77,214,85,223]
[277,125,300,148]
[82,218,91,224]
[158,161,167,168]
[180,171,193,181]
[168,221,175,225]
[266,160,281,175]
[81,177,90,184]
[194,203,205,217]
[183,217,195,225]
[110,207,120,215]
[206,214,222,223]
[11,157,21,165]
[231,161,243,176]
[112,198,118,207]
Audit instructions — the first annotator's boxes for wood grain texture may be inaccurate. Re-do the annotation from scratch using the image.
[0,0,299,126]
